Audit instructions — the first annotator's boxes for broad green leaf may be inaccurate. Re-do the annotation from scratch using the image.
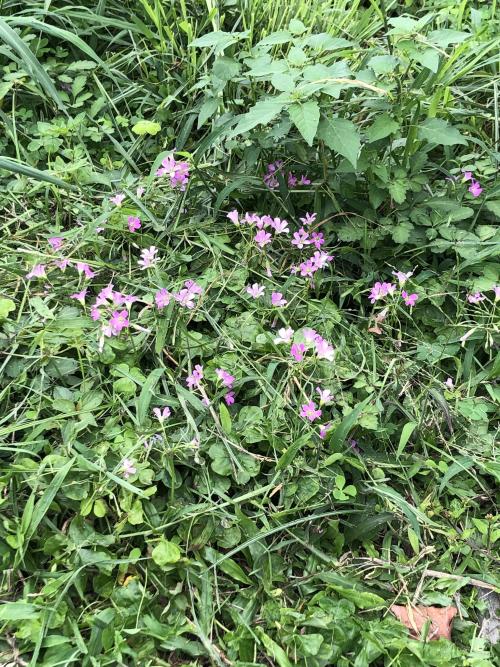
[271,72,296,92]
[329,586,385,609]
[318,117,361,168]
[255,628,292,667]
[137,368,164,425]
[213,56,240,81]
[328,396,371,450]
[289,19,306,35]
[151,538,181,566]
[255,31,292,47]
[367,114,399,142]
[132,120,161,136]
[0,602,39,620]
[190,31,242,50]
[288,100,319,146]
[418,118,467,146]
[397,421,417,457]
[233,99,285,136]
[219,557,252,584]
[0,298,15,319]
[198,98,219,127]
[368,54,399,75]
[219,403,232,434]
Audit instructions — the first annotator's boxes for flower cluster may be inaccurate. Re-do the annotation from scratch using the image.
[288,328,335,362]
[156,155,190,190]
[263,160,311,189]
[155,279,203,311]
[463,170,483,197]
[369,278,418,308]
[88,283,137,338]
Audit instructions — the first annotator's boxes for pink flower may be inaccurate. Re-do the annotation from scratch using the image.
[319,423,331,439]
[109,310,129,333]
[271,292,287,307]
[299,259,316,277]
[311,251,334,269]
[493,285,500,301]
[54,259,70,271]
[138,246,158,270]
[271,218,289,234]
[153,406,171,422]
[314,336,334,361]
[122,458,136,478]
[392,270,413,285]
[401,291,418,307]
[274,327,294,344]
[316,387,333,405]
[368,282,396,304]
[290,343,306,362]
[184,280,202,295]
[70,288,87,305]
[300,401,322,422]
[110,193,125,207]
[254,229,272,248]
[310,232,325,249]
[291,228,310,249]
[287,173,298,187]
[445,378,454,390]
[467,292,485,304]
[90,306,101,321]
[462,171,473,182]
[303,328,318,344]
[136,186,145,198]
[299,175,311,185]
[227,210,239,225]
[76,262,96,279]
[155,288,172,309]
[246,283,265,299]
[300,212,316,226]
[468,180,482,197]
[128,216,141,232]
[48,237,63,250]
[26,264,46,280]
[245,212,261,225]
[186,364,204,389]
[156,156,189,190]
[224,391,235,406]
[215,368,235,388]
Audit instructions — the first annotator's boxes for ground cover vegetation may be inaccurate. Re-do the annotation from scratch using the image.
[0,0,499,665]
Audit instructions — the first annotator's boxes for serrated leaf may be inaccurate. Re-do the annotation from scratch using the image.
[418,118,467,146]
[318,117,361,168]
[367,114,399,142]
[288,100,319,146]
[271,72,296,92]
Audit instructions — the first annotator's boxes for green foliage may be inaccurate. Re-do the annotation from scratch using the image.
[0,0,499,666]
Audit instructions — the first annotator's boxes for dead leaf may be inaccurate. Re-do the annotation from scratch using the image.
[390,604,457,640]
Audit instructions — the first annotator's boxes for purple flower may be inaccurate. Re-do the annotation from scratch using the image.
[246,283,265,299]
[54,259,70,271]
[254,229,272,248]
[300,401,322,422]
[299,175,311,185]
[227,210,239,225]
[186,364,204,389]
[110,193,125,207]
[316,387,333,404]
[271,218,290,234]
[319,423,331,439]
[136,186,145,198]
[274,327,294,344]
[224,391,235,406]
[467,292,485,304]
[368,282,396,304]
[311,251,334,269]
[48,237,63,251]
[291,228,310,249]
[310,232,325,249]
[70,288,87,305]
[392,270,413,285]
[109,310,129,334]
[122,458,136,478]
[76,262,96,279]
[462,171,473,182]
[138,246,158,270]
[468,180,482,197]
[128,216,141,232]
[300,212,316,226]
[153,406,171,422]
[290,343,306,362]
[156,156,190,190]
[155,288,172,309]
[215,368,235,388]
[271,292,287,307]
[90,305,101,321]
[401,291,418,307]
[26,264,46,280]
[314,336,334,361]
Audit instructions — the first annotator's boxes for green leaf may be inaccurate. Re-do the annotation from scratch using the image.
[0,156,76,190]
[318,117,361,168]
[132,120,161,136]
[288,100,319,146]
[329,585,385,609]
[391,221,413,243]
[0,298,15,320]
[367,114,399,142]
[418,118,467,146]
[213,57,240,81]
[271,72,296,92]
[368,54,399,75]
[328,396,371,450]
[289,19,306,35]
[0,18,66,112]
[233,99,285,136]
[219,403,232,434]
[255,628,292,667]
[397,421,417,457]
[198,98,219,127]
[0,602,39,620]
[190,31,242,50]
[152,538,181,566]
[137,368,164,425]
[219,557,252,584]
